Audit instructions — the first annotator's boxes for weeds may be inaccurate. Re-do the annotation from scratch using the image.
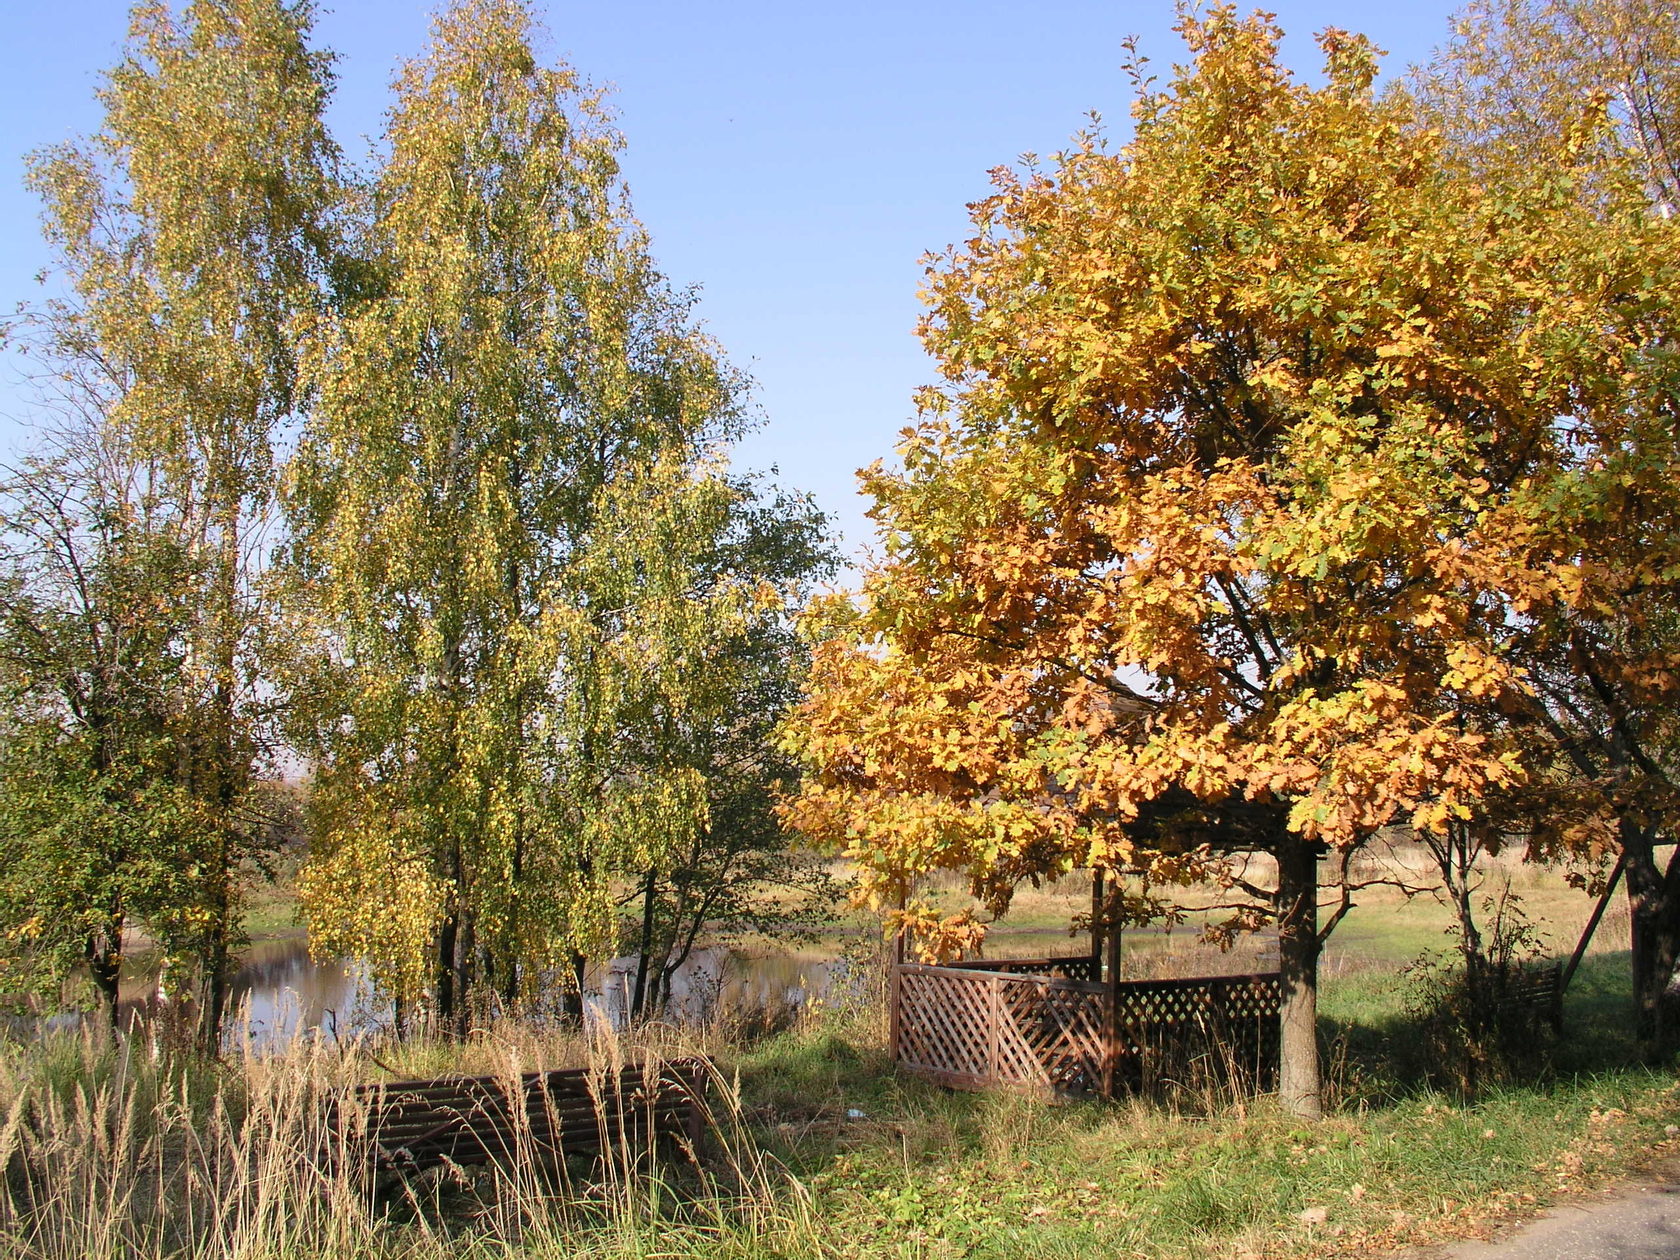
[0,953,1673,1260]
[0,1021,812,1260]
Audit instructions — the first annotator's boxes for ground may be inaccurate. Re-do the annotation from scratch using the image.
[1426,1164,1680,1259]
[14,842,1666,1260]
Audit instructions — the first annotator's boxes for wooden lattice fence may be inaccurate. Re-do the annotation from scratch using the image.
[892,961,1281,1099]
[957,955,1102,984]
[1109,973,1280,1093]
[894,965,1108,1093]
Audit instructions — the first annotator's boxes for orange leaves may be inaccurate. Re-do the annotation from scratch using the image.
[781,4,1680,926]
[891,902,988,964]
[1247,679,1524,844]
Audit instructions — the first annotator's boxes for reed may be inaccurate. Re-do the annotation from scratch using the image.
[0,1018,817,1260]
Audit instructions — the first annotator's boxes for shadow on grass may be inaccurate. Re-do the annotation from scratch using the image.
[666,957,1680,1260]
[1318,949,1643,1107]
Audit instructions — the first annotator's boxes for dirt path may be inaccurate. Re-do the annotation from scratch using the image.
[1418,1181,1680,1259]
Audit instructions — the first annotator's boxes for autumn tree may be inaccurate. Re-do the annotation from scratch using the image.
[25,0,339,1050]
[783,7,1678,1116]
[1414,0,1680,209]
[283,0,827,1030]
[1412,0,1680,1060]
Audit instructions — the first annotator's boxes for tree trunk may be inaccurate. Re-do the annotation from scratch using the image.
[197,882,231,1056]
[1276,833,1323,1119]
[1443,822,1491,1039]
[454,911,475,1038]
[436,911,459,1032]
[1623,820,1680,1059]
[499,953,518,1010]
[86,916,123,1033]
[564,951,588,1021]
[632,868,658,1018]
[195,507,242,1058]
[502,817,524,1011]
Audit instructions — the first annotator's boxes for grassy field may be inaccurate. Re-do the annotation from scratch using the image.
[744,960,1676,1260]
[971,840,1627,971]
[8,851,1669,1260]
[722,897,1672,1260]
[0,958,1673,1258]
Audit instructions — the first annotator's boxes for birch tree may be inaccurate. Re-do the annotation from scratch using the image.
[283,0,818,1029]
[25,0,338,1049]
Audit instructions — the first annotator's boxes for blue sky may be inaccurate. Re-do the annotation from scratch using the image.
[0,1,1464,562]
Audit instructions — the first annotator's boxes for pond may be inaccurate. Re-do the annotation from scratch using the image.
[104,937,853,1049]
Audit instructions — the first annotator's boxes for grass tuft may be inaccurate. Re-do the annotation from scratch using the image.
[0,943,1673,1259]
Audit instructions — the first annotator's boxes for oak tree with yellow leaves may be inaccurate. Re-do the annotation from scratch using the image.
[1414,0,1680,1063]
[784,7,1680,1114]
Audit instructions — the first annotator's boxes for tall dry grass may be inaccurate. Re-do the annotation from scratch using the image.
[0,1017,819,1260]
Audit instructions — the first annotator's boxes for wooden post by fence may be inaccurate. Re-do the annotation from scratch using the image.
[1106,908,1122,984]
[889,925,906,1062]
[1102,883,1121,1098]
[987,974,1002,1087]
[1090,869,1105,973]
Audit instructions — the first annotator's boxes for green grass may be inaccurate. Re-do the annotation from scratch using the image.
[725,956,1678,1260]
[0,956,1673,1260]
[26,855,1671,1260]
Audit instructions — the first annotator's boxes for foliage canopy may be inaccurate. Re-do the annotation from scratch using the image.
[781,8,1679,1110]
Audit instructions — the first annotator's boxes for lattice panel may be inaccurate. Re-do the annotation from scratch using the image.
[1047,956,1101,984]
[997,976,1107,1094]
[896,969,994,1085]
[893,965,1282,1099]
[1111,974,1280,1092]
[992,956,1101,984]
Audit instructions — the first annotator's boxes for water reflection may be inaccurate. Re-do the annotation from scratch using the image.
[104,937,845,1050]
[594,947,857,1027]
[227,940,386,1044]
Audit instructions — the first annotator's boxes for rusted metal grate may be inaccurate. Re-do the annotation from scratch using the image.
[892,961,1280,1099]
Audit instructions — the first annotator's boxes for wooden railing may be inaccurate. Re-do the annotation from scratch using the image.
[953,955,1101,983]
[1490,960,1564,1032]
[892,960,1281,1099]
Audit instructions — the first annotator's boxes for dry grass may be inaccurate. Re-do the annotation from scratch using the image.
[922,840,1642,984]
[1,844,1667,1260]
[0,1020,818,1260]
[0,944,1675,1260]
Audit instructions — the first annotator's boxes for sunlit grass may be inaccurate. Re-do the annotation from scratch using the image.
[0,971,1673,1260]
[4,849,1671,1260]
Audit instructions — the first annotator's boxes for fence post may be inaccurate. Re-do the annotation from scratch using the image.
[988,974,1002,1086]
[888,928,905,1065]
[1102,969,1118,1099]
[1090,869,1105,976]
